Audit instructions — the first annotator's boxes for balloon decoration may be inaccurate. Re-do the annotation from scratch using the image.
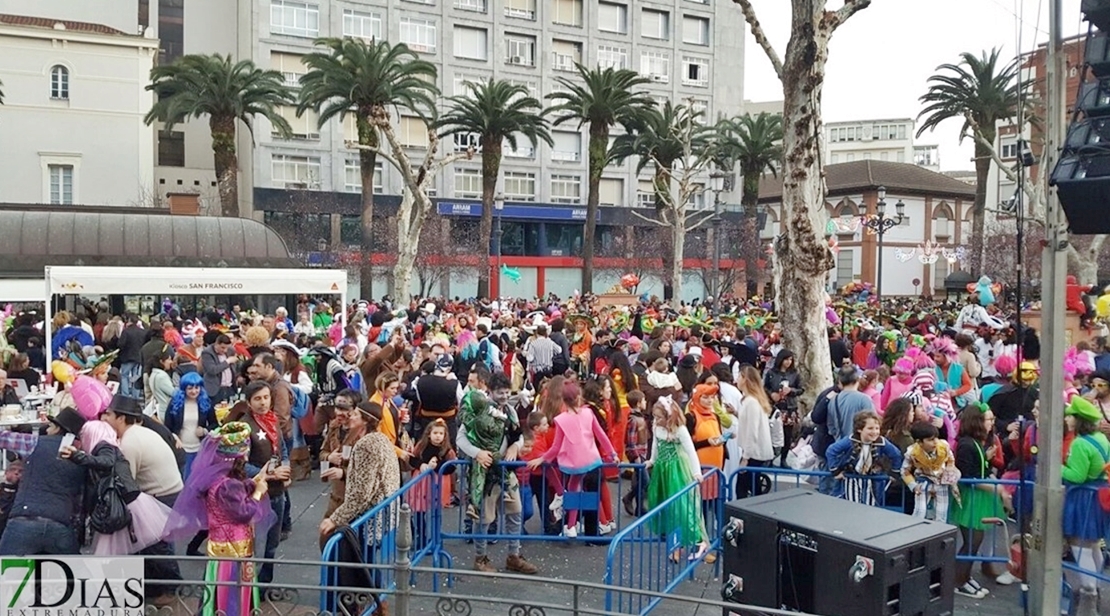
[966,276,1002,305]
[500,264,521,284]
[620,273,641,291]
[69,375,112,420]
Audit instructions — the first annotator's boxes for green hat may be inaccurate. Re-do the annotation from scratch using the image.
[1066,397,1102,423]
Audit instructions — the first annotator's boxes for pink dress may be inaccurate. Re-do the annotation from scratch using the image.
[542,407,617,475]
[880,376,914,411]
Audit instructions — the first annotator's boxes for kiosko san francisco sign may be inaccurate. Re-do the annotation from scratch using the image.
[0,557,144,615]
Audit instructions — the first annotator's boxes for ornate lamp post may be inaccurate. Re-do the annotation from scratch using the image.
[862,186,904,302]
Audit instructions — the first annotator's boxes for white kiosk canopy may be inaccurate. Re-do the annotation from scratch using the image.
[44,266,348,365]
[0,278,46,302]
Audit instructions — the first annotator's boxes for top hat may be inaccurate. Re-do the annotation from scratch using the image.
[105,394,143,418]
[49,407,87,436]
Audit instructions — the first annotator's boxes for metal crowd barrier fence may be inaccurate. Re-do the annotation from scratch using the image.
[319,466,439,613]
[602,467,725,615]
[434,459,649,555]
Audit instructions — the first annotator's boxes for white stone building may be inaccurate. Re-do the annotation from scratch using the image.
[824,118,941,173]
[0,6,158,207]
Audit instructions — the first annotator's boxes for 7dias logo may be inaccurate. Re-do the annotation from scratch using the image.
[0,557,144,615]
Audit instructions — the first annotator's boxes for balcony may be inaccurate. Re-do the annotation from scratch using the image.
[552,52,577,72]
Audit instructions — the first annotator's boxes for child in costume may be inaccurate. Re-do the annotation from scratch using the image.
[164,422,275,616]
[645,395,709,562]
[901,421,960,521]
[827,411,903,505]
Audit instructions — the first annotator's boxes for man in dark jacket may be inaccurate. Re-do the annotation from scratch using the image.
[809,382,840,496]
[116,314,146,399]
[0,408,87,554]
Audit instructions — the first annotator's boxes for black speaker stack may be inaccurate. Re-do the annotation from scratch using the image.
[719,489,958,616]
[1051,0,1110,233]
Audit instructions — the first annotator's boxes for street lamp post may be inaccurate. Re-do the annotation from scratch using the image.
[494,192,505,299]
[708,170,727,300]
[861,186,904,303]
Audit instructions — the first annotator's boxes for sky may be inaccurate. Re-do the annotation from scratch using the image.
[741,0,1085,172]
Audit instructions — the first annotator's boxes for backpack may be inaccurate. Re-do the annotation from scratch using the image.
[291,386,310,420]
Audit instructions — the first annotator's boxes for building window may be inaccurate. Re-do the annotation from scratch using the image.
[682,56,708,87]
[642,9,669,39]
[454,168,482,198]
[880,151,889,161]
[934,258,949,289]
[552,39,582,72]
[896,150,905,163]
[399,116,429,147]
[271,52,306,88]
[551,174,582,203]
[453,26,488,60]
[454,0,486,12]
[551,131,581,161]
[504,171,536,201]
[49,165,74,205]
[453,132,481,152]
[50,65,69,99]
[504,136,535,159]
[599,178,623,206]
[506,34,536,66]
[831,153,840,164]
[400,17,437,53]
[270,0,319,38]
[598,2,627,34]
[274,105,320,139]
[344,159,384,193]
[597,45,628,70]
[1000,139,1018,159]
[504,0,536,20]
[552,0,583,27]
[871,122,907,140]
[272,154,321,189]
[690,98,708,121]
[453,75,480,98]
[636,180,654,207]
[836,250,854,287]
[506,79,538,103]
[342,9,382,41]
[157,131,185,167]
[686,184,705,209]
[640,50,670,82]
[682,16,709,45]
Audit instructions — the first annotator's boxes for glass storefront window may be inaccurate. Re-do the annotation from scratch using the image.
[545,223,582,257]
[500,221,541,256]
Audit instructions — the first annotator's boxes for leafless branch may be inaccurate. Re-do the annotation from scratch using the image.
[733,0,784,79]
[827,0,873,32]
[630,210,668,226]
[686,210,717,231]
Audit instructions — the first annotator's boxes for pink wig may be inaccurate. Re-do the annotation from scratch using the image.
[80,420,119,454]
[993,352,1017,379]
[893,356,915,376]
[930,337,959,359]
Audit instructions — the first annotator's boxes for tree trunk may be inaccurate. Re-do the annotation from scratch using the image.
[582,123,609,294]
[773,5,838,411]
[358,116,379,300]
[741,170,762,298]
[393,192,421,301]
[970,135,992,277]
[209,115,239,218]
[653,164,676,299]
[1068,235,1107,285]
[477,139,502,300]
[671,210,686,301]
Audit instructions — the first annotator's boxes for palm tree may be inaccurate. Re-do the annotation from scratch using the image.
[145,54,294,218]
[917,48,1021,276]
[718,112,783,295]
[437,78,552,299]
[546,64,654,294]
[298,38,438,300]
[611,101,697,298]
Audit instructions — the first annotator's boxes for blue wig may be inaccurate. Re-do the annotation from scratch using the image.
[167,371,213,420]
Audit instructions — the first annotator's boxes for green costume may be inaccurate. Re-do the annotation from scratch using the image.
[459,390,519,513]
[646,438,706,546]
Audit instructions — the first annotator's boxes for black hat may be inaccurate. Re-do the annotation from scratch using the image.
[105,394,143,418]
[49,407,86,436]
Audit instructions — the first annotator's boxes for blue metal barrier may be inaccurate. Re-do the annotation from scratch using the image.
[603,468,725,615]
[435,459,648,549]
[319,467,439,614]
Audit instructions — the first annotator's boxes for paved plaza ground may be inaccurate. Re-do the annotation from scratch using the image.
[159,475,1031,615]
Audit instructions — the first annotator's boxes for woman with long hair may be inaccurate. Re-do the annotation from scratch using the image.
[164,372,218,478]
[645,395,708,562]
[148,344,177,418]
[608,349,638,472]
[764,349,803,467]
[880,398,916,513]
[734,365,774,498]
[164,422,275,616]
[582,376,617,533]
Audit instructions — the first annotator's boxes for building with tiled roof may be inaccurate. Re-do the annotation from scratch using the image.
[757,160,976,297]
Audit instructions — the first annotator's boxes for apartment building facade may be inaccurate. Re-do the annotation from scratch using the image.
[824,118,941,172]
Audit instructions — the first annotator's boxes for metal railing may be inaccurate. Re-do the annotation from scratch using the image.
[603,467,725,615]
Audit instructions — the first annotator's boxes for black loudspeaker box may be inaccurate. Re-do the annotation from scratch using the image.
[720,489,958,616]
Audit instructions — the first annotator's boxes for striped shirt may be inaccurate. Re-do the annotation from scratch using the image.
[524,336,560,372]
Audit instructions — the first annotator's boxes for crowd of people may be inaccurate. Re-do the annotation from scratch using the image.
[0,285,1107,610]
